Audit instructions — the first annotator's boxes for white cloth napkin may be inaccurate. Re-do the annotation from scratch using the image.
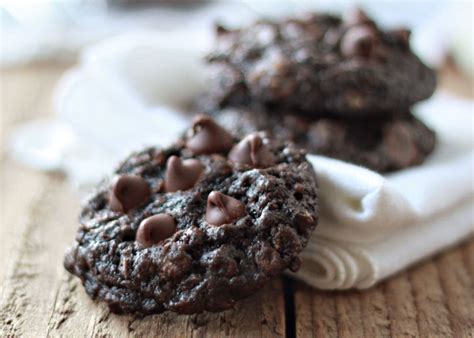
[8,33,474,289]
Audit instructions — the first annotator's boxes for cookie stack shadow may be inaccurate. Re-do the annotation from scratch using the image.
[198,9,437,173]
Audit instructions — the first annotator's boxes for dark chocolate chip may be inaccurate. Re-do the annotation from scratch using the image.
[228,133,275,168]
[136,214,177,247]
[205,191,246,226]
[341,26,377,58]
[109,175,150,212]
[343,8,374,27]
[165,155,204,193]
[390,28,411,49]
[215,23,231,35]
[293,211,316,233]
[294,183,304,200]
[186,115,234,155]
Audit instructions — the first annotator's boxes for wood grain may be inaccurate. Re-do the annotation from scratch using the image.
[294,285,338,338]
[436,243,474,337]
[384,273,420,337]
[409,261,453,336]
[293,242,474,338]
[1,64,473,337]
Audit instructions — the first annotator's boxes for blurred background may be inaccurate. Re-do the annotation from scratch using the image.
[1,0,473,86]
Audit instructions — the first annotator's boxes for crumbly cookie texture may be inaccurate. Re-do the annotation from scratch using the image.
[206,9,436,116]
[212,108,436,173]
[64,115,319,315]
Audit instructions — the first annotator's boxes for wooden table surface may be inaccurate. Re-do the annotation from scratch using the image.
[1,64,473,337]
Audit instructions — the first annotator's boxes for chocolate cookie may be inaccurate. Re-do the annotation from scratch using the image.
[212,108,436,173]
[206,9,436,116]
[64,115,319,315]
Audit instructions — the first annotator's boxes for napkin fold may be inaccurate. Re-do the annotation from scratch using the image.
[8,32,474,289]
[291,152,474,289]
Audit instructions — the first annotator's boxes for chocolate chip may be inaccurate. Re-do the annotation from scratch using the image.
[295,183,304,194]
[135,214,176,247]
[293,211,316,233]
[228,133,275,168]
[294,183,304,200]
[136,214,177,247]
[341,26,377,58]
[205,191,246,226]
[390,28,411,49]
[165,156,204,193]
[109,175,150,212]
[343,8,374,27]
[186,115,234,155]
[215,23,231,35]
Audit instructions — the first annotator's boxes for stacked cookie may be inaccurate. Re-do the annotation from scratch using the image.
[202,9,437,172]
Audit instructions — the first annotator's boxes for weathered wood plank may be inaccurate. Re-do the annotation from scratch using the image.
[359,286,390,337]
[294,282,391,338]
[0,175,81,336]
[0,64,74,336]
[409,260,453,337]
[0,163,48,297]
[436,242,474,337]
[294,282,338,338]
[463,240,474,284]
[334,291,364,338]
[384,272,420,337]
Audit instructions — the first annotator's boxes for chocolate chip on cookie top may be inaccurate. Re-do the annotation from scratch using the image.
[340,25,378,58]
[228,132,275,168]
[185,114,234,155]
[164,155,204,192]
[343,8,374,27]
[109,174,150,212]
[205,191,246,226]
[205,9,436,116]
[136,213,177,247]
[64,115,319,315]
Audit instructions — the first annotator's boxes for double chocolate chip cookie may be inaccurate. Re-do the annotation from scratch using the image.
[213,108,436,173]
[206,9,436,116]
[64,115,319,315]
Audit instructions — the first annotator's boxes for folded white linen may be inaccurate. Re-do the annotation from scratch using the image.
[8,33,474,289]
[290,198,473,289]
[292,152,474,289]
